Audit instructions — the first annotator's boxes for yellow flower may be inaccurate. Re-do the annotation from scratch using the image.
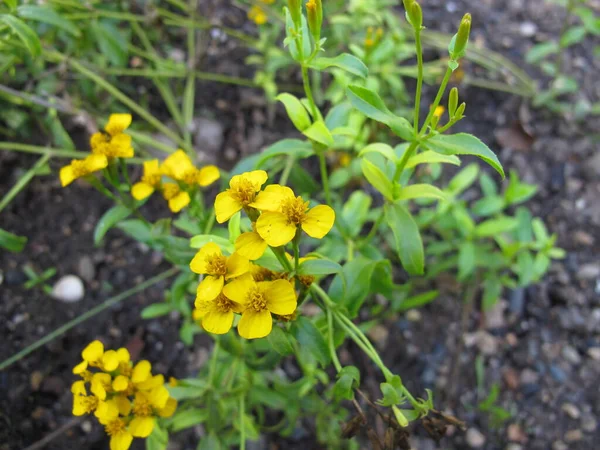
[194,292,245,335]
[433,105,445,118]
[131,160,161,200]
[91,372,113,400]
[214,170,268,223]
[95,400,134,450]
[60,154,108,187]
[72,392,99,416]
[72,340,104,374]
[248,6,268,24]
[254,185,336,246]
[129,386,170,438]
[162,182,191,213]
[190,242,250,300]
[91,114,134,159]
[222,273,297,339]
[161,150,220,187]
[234,223,268,260]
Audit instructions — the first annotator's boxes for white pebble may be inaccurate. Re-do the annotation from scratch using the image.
[52,275,85,303]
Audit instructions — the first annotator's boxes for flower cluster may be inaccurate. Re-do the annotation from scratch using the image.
[132,150,220,213]
[190,171,335,339]
[248,0,275,25]
[60,114,134,187]
[71,340,177,450]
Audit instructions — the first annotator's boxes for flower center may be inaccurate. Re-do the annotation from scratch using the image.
[205,254,227,276]
[182,169,199,185]
[215,293,236,313]
[230,179,257,205]
[105,419,127,436]
[81,395,98,413]
[70,160,89,178]
[133,397,153,417]
[247,286,267,312]
[143,173,161,187]
[281,196,309,225]
[162,184,182,200]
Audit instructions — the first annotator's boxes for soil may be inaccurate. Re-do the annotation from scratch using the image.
[1,1,599,449]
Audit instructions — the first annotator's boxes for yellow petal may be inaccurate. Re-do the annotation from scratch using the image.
[263,280,297,315]
[189,242,222,274]
[234,231,268,260]
[168,191,190,213]
[102,350,119,372]
[115,395,132,416]
[222,273,254,304]
[72,360,88,374]
[60,165,76,187]
[256,211,297,247]
[136,374,165,391]
[116,347,130,363]
[105,113,132,136]
[302,205,335,239]
[161,150,193,180]
[82,340,104,362]
[90,131,108,150]
[202,310,234,334]
[249,184,294,211]
[130,416,156,438]
[131,360,151,384]
[84,154,109,173]
[112,375,129,392]
[158,397,178,418]
[72,396,87,416]
[95,399,119,424]
[225,252,250,279]
[148,385,169,409]
[110,134,134,158]
[238,309,272,339]
[196,275,224,301]
[71,380,87,395]
[110,430,133,450]
[144,159,161,177]
[230,170,268,191]
[131,182,154,200]
[215,191,243,223]
[197,165,220,187]
[91,373,111,400]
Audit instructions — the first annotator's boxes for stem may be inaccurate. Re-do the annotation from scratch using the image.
[413,30,424,133]
[279,155,295,185]
[292,232,300,273]
[0,153,50,214]
[0,268,179,371]
[318,151,331,205]
[419,66,453,136]
[393,140,419,182]
[361,214,384,246]
[301,65,318,119]
[183,0,198,150]
[208,340,220,386]
[239,395,247,450]
[327,308,342,373]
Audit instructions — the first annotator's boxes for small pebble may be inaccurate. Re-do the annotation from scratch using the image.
[582,415,597,433]
[552,441,568,450]
[564,429,583,442]
[562,345,582,365]
[52,275,85,303]
[587,347,600,360]
[519,21,538,37]
[77,255,96,282]
[81,420,92,433]
[578,263,600,280]
[466,428,486,448]
[562,403,580,420]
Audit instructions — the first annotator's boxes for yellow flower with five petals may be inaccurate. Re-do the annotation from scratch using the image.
[162,183,191,213]
[190,242,250,300]
[60,154,109,187]
[193,292,245,334]
[90,114,134,159]
[234,222,268,260]
[161,150,220,187]
[131,160,162,201]
[214,170,268,223]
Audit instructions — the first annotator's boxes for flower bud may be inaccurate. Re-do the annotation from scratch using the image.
[448,87,459,117]
[402,0,414,13]
[455,102,466,119]
[409,2,423,30]
[452,13,471,59]
[288,0,302,29]
[306,0,322,43]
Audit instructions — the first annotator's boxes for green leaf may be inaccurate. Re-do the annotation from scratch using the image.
[361,158,394,201]
[292,317,330,366]
[0,228,27,253]
[267,326,295,356]
[277,93,312,131]
[146,424,169,450]
[333,366,360,402]
[448,163,480,194]
[396,184,447,201]
[346,84,393,124]
[359,143,397,163]
[385,202,424,276]
[525,41,559,64]
[297,259,342,276]
[396,290,438,311]
[3,0,17,10]
[405,151,461,169]
[190,234,234,252]
[141,303,173,319]
[93,21,128,67]
[255,139,314,168]
[302,120,334,147]
[504,170,537,205]
[228,211,241,244]
[0,14,41,56]
[458,241,475,281]
[475,217,519,237]
[482,277,502,310]
[425,133,504,178]
[197,431,223,450]
[94,205,132,246]
[309,53,369,78]
[17,5,80,36]
[117,219,152,243]
[532,218,549,242]
[560,26,586,47]
[378,382,400,406]
[170,408,209,432]
[341,191,372,237]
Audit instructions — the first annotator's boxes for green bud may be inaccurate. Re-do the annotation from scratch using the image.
[392,405,409,428]
[288,0,302,29]
[409,2,423,30]
[455,102,466,119]
[452,13,471,58]
[431,114,440,130]
[306,0,323,43]
[402,0,414,10]
[448,87,459,117]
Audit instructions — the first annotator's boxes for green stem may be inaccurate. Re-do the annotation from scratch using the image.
[301,65,318,119]
[361,214,384,246]
[393,140,419,182]
[318,151,331,205]
[0,268,179,371]
[292,232,300,273]
[208,340,220,386]
[327,308,342,373]
[183,0,198,150]
[0,153,50,214]
[128,130,176,154]
[279,155,295,185]
[239,395,247,450]
[413,30,424,133]
[419,66,453,136]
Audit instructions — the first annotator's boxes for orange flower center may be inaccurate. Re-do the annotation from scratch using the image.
[133,397,153,417]
[142,172,161,187]
[163,184,182,200]
[215,293,236,313]
[281,196,309,225]
[182,169,199,185]
[247,287,267,312]
[205,254,227,276]
[105,418,127,436]
[80,395,99,413]
[230,179,257,205]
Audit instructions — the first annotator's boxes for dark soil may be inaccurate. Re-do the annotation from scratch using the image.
[2,1,599,449]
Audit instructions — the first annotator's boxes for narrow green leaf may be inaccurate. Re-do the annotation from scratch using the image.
[346,84,393,124]
[297,259,342,276]
[0,14,41,56]
[141,303,173,319]
[475,217,519,237]
[359,143,397,163]
[302,120,334,147]
[292,317,330,366]
[255,139,314,168]
[309,53,369,78]
[396,290,438,311]
[0,228,27,253]
[361,158,394,201]
[458,241,476,280]
[170,408,209,432]
[267,326,295,356]
[277,93,312,131]
[525,41,559,64]
[17,5,80,36]
[396,184,447,201]
[385,202,424,275]
[425,133,505,178]
[448,163,480,194]
[93,21,128,67]
[560,26,586,47]
[228,212,241,244]
[94,205,132,245]
[190,234,234,252]
[405,151,461,169]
